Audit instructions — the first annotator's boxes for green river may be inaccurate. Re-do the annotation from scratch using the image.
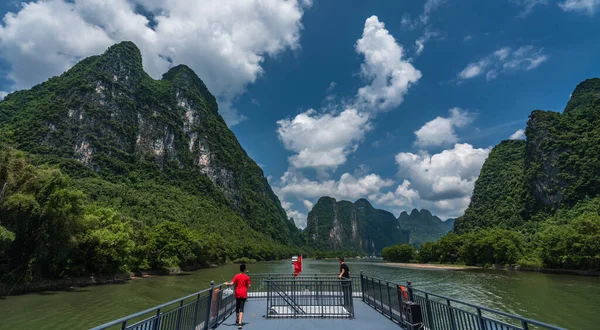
[1,260,599,329]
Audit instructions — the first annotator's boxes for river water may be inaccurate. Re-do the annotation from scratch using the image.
[0,260,598,329]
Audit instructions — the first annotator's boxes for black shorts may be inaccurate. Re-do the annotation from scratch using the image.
[235,297,247,313]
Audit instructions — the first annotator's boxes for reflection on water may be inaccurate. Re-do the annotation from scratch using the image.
[0,259,598,329]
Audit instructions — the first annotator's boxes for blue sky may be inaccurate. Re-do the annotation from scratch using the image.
[0,0,599,228]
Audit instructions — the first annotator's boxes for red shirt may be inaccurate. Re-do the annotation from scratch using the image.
[232,273,251,299]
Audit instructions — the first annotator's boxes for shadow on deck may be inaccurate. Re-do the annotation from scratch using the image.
[222,298,400,330]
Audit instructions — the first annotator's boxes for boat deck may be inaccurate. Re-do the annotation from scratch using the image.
[220,298,401,330]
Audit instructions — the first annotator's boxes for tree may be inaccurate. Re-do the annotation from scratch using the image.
[417,242,438,263]
[381,244,416,262]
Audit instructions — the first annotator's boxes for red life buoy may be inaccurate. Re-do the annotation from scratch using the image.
[398,285,409,300]
[211,288,221,317]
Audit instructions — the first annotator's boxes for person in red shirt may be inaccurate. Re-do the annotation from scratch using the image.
[225,263,251,329]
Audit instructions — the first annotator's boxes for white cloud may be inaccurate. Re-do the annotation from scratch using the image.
[511,0,550,17]
[303,199,314,211]
[369,143,490,219]
[277,15,419,171]
[276,108,371,169]
[559,0,600,14]
[458,46,548,81]
[458,60,488,79]
[503,46,548,71]
[395,143,490,202]
[281,201,307,229]
[0,0,310,126]
[401,0,446,30]
[494,47,511,61]
[277,170,394,201]
[275,15,421,218]
[374,180,420,207]
[326,81,337,93]
[414,108,474,147]
[0,91,8,100]
[509,129,526,140]
[355,16,422,113]
[414,29,438,56]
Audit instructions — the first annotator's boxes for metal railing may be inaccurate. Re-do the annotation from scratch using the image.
[90,281,235,330]
[265,278,354,318]
[247,273,361,298]
[360,274,566,330]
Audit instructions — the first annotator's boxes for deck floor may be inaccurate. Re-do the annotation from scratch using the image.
[218,298,402,330]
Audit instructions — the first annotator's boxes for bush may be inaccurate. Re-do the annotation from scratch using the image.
[516,256,543,269]
[381,244,416,262]
[232,257,257,264]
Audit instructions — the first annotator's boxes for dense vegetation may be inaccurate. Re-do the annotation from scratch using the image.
[384,197,600,270]
[0,42,304,290]
[454,140,526,233]
[305,197,409,255]
[398,209,453,246]
[381,244,416,263]
[435,78,600,271]
[0,149,300,286]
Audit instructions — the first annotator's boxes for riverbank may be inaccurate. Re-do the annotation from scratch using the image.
[383,262,600,276]
[0,268,186,296]
[384,262,479,270]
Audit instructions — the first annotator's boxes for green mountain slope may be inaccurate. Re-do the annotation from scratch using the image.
[443,78,600,271]
[305,197,409,255]
[454,140,526,233]
[0,42,301,283]
[398,209,454,246]
[456,78,600,233]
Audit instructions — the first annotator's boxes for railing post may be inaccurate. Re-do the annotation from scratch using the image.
[192,293,201,328]
[153,308,161,330]
[120,321,126,330]
[175,299,184,330]
[477,308,486,330]
[203,281,214,330]
[406,281,414,301]
[386,282,392,319]
[214,286,222,325]
[378,279,384,313]
[360,270,365,302]
[320,278,324,317]
[292,278,297,318]
[349,278,354,318]
[522,320,529,330]
[425,293,435,330]
[266,276,271,318]
[447,299,457,330]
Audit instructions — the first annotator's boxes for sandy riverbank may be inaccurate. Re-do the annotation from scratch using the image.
[384,262,480,270]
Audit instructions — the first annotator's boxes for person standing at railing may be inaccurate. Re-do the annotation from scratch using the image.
[225,263,251,329]
[338,257,351,309]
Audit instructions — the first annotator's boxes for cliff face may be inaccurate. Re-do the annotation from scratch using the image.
[455,78,600,233]
[0,41,300,244]
[306,197,409,255]
[454,140,527,233]
[398,209,453,246]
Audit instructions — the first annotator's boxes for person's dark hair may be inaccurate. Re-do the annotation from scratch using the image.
[240,263,246,272]
[339,257,344,262]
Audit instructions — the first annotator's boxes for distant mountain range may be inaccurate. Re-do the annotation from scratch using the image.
[398,209,454,247]
[304,196,453,254]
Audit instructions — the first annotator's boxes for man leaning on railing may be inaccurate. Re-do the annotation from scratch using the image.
[338,257,351,308]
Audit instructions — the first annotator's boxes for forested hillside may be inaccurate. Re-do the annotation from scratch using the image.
[398,209,453,246]
[423,78,600,271]
[305,197,454,255]
[305,197,409,255]
[0,42,302,288]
